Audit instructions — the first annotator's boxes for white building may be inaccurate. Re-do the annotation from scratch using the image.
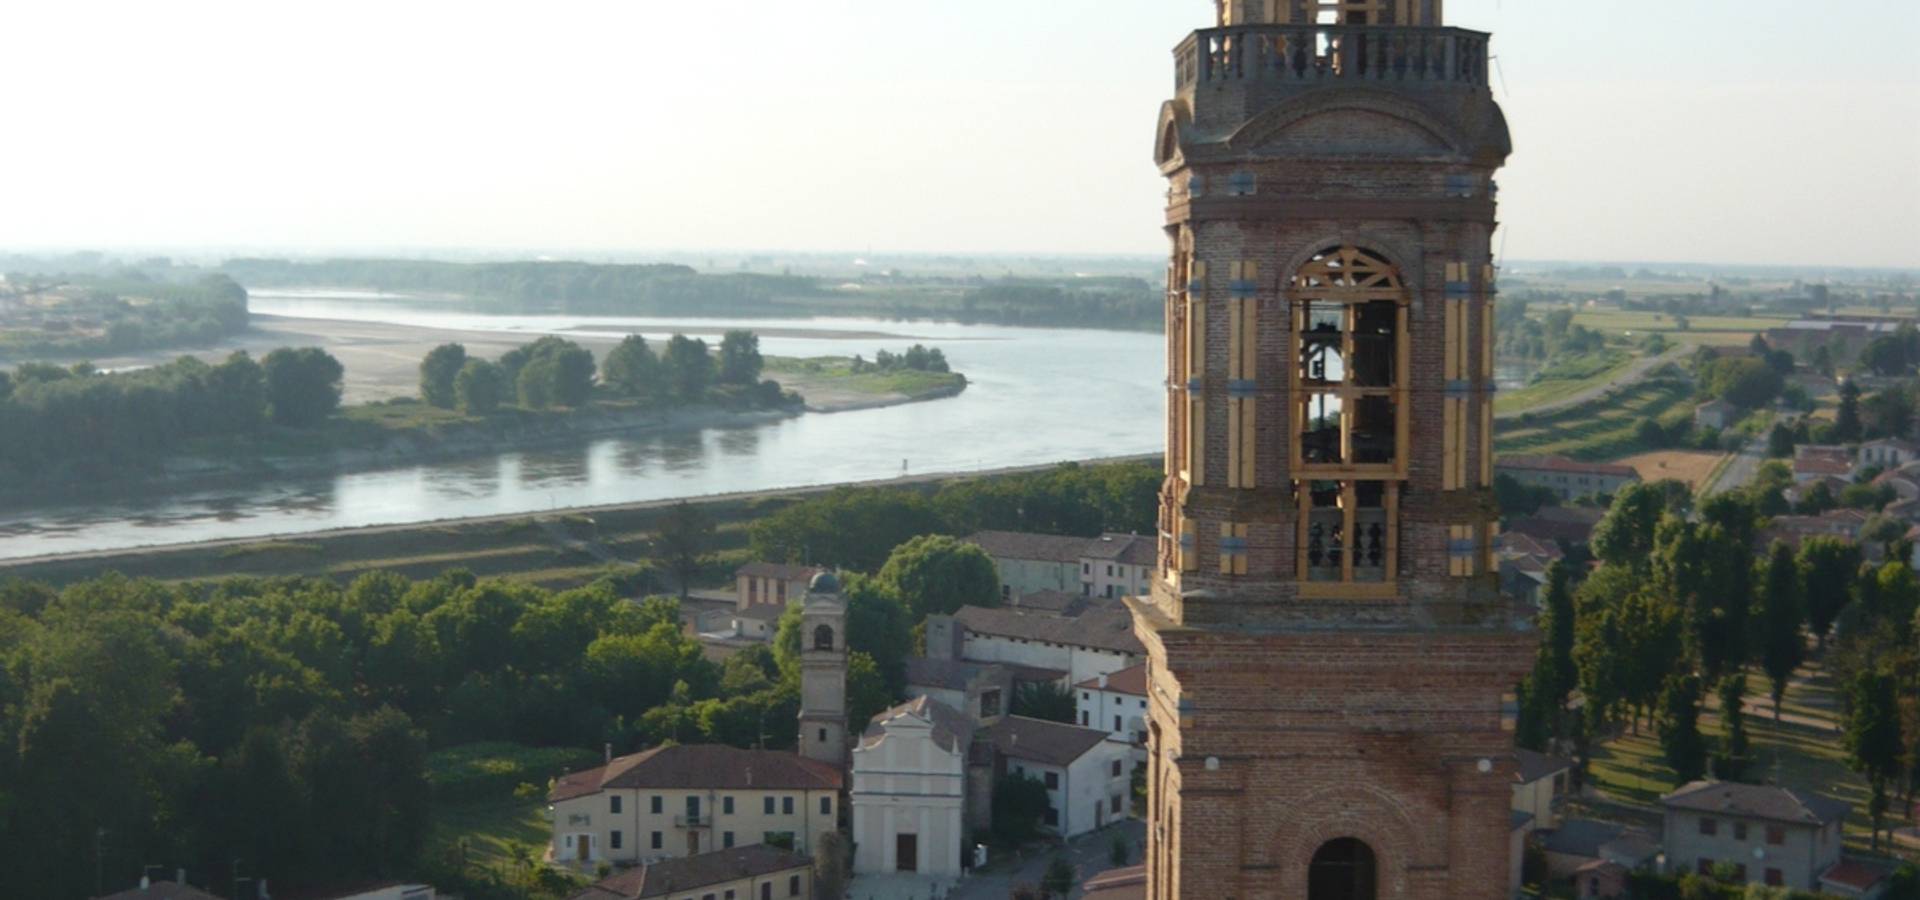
[930,604,1144,686]
[851,696,972,877]
[1859,437,1920,472]
[986,716,1133,838]
[734,562,821,610]
[546,745,842,868]
[1074,664,1149,760]
[904,657,1012,724]
[1079,533,1155,600]
[966,530,1158,601]
[565,844,814,900]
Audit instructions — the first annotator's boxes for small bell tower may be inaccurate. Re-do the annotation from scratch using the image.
[797,571,848,766]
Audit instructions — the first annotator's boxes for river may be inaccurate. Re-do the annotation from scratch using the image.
[0,294,1165,560]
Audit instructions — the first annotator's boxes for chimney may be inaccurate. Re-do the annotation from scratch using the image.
[605,742,612,764]
[140,876,150,890]
[1098,674,1109,689]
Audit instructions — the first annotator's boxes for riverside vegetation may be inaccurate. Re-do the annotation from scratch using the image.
[0,459,1156,899]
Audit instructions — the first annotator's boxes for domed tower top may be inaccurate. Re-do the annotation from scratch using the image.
[1216,0,1444,26]
[807,570,840,595]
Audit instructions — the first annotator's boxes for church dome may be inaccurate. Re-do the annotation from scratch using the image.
[808,570,840,593]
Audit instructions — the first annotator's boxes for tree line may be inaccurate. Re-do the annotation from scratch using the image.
[0,347,343,481]
[418,330,788,414]
[1514,474,1920,848]
[0,273,249,359]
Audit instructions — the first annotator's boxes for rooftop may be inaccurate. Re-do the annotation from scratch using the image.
[1514,748,1573,784]
[1083,532,1157,566]
[986,715,1113,767]
[1822,859,1894,891]
[1081,864,1147,900]
[1496,454,1639,479]
[965,530,1097,564]
[734,561,821,582]
[905,657,998,692]
[549,744,842,802]
[954,605,1144,656]
[1661,780,1850,826]
[569,845,811,899]
[1075,662,1149,697]
[858,695,973,755]
[96,882,226,900]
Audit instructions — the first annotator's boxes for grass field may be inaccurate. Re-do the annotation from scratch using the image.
[1496,349,1638,415]
[1496,376,1695,460]
[762,355,967,398]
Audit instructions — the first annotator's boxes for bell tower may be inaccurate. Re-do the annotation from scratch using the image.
[1130,2,1536,898]
[798,571,848,766]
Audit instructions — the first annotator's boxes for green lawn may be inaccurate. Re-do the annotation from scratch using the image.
[1496,350,1637,415]
[764,355,967,398]
[430,797,556,871]
[1497,376,1694,460]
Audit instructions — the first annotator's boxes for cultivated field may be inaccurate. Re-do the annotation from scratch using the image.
[1615,450,1729,491]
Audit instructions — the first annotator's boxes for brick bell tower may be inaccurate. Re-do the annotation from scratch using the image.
[1127,2,1536,898]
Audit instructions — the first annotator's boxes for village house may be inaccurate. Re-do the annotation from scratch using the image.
[1794,445,1855,483]
[1783,475,1851,509]
[849,696,972,878]
[926,603,1144,685]
[1504,505,1607,549]
[1497,532,1564,608]
[732,563,820,610]
[1758,509,1869,551]
[1536,818,1660,880]
[1511,748,1573,832]
[903,657,1012,724]
[1820,859,1896,899]
[965,530,1157,601]
[1859,437,1920,473]
[1074,663,1149,759]
[1496,455,1640,502]
[1694,399,1740,431]
[986,715,1133,839]
[566,844,813,900]
[546,745,842,867]
[1660,780,1849,891]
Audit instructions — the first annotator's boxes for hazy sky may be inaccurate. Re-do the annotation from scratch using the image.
[3,1,1916,267]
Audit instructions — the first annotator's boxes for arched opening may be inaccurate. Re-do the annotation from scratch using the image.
[1308,837,1376,900]
[812,624,834,651]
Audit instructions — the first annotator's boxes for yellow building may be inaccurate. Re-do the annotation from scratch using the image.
[568,844,814,900]
[548,745,842,868]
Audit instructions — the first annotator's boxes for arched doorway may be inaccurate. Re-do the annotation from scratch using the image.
[1308,837,1377,900]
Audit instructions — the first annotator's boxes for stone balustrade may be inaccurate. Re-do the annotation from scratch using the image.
[1175,25,1489,92]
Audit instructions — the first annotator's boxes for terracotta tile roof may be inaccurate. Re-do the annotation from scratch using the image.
[734,562,821,582]
[1075,662,1148,697]
[734,602,788,622]
[549,745,842,802]
[1498,531,1564,561]
[858,695,973,754]
[1082,533,1156,566]
[953,605,1144,655]
[986,715,1113,767]
[1795,456,1855,477]
[1496,454,1639,480]
[96,883,226,900]
[568,845,811,899]
[1010,589,1092,615]
[965,530,1095,564]
[1514,748,1573,784]
[1822,859,1894,891]
[1661,780,1850,826]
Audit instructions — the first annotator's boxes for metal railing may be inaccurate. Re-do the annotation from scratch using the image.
[1175,25,1489,90]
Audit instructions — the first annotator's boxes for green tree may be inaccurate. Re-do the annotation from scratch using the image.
[1591,482,1667,571]
[1537,562,1578,716]
[1711,674,1752,782]
[1012,681,1076,723]
[653,501,714,599]
[814,829,849,900]
[208,350,268,431]
[263,346,344,426]
[718,329,764,385]
[1757,542,1805,723]
[602,334,661,398]
[664,334,714,400]
[418,342,467,408]
[1658,673,1708,784]
[1766,422,1795,459]
[846,651,894,732]
[1041,855,1076,898]
[1835,379,1863,442]
[1845,669,1904,849]
[1799,537,1861,649]
[453,359,505,414]
[876,534,1000,619]
[991,773,1051,845]
[1704,356,1784,409]
[843,575,913,694]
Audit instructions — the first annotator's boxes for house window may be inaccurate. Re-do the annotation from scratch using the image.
[1765,868,1783,886]
[1114,715,1122,732]
[1080,711,1090,726]
[1045,806,1059,826]
[980,689,1002,718]
[1002,585,1010,599]
[651,831,663,849]
[1106,565,1114,576]
[1044,772,1060,790]
[1766,825,1785,845]
[1112,795,1122,814]
[1733,822,1747,841]
[1699,817,1717,836]
[610,795,622,814]
[765,831,796,850]
[1082,692,1091,701]
[818,728,827,743]
[1083,563,1090,574]
[702,894,715,900]
[789,874,802,896]
[821,796,832,815]
[724,831,735,848]
[610,830,623,850]
[1697,859,1712,875]
[1112,759,1123,777]
[651,795,663,815]
[726,892,735,900]
[724,796,735,815]
[761,885,772,900]
[764,796,776,815]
